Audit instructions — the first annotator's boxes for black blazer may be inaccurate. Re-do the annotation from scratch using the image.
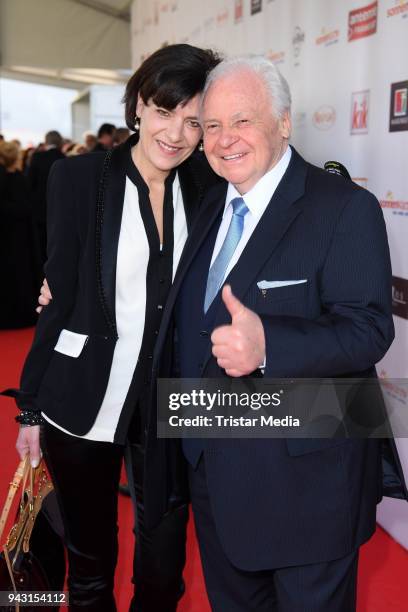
[15,135,218,437]
[151,148,407,564]
[28,148,65,225]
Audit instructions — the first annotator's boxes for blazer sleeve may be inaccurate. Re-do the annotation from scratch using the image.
[16,159,80,411]
[261,189,395,377]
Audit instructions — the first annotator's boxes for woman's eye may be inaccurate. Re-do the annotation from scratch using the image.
[157,109,170,117]
[188,120,201,129]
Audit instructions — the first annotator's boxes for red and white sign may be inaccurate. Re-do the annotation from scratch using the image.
[348,1,378,41]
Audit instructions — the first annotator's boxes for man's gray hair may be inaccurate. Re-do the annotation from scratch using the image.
[203,55,291,119]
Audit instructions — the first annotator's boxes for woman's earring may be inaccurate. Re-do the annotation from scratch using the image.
[134,117,140,131]
[198,141,204,152]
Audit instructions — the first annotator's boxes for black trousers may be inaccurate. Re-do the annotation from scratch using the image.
[41,421,188,612]
[190,458,359,612]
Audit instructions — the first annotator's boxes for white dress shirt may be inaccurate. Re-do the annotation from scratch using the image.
[209,146,292,280]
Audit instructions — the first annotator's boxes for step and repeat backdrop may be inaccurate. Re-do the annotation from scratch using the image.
[130,0,408,547]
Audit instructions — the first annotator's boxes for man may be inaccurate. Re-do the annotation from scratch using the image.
[152,57,407,611]
[28,130,65,263]
[92,122,116,152]
[114,126,131,146]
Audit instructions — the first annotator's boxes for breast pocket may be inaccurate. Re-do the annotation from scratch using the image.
[251,280,309,315]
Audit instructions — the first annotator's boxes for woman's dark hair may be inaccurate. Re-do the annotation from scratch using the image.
[123,44,221,131]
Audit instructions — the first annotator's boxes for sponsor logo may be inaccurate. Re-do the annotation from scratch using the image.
[251,0,262,15]
[266,50,285,64]
[292,26,305,65]
[351,90,369,134]
[348,1,378,41]
[234,0,243,23]
[312,105,336,130]
[389,81,408,131]
[352,177,368,189]
[380,191,408,216]
[392,277,408,319]
[316,27,340,46]
[387,0,408,18]
[217,9,229,25]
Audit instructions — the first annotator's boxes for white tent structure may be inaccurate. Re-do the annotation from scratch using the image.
[0,0,131,89]
[0,0,132,142]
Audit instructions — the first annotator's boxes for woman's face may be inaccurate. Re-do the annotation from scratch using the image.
[135,94,202,174]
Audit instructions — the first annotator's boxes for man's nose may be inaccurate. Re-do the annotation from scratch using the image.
[217,126,239,148]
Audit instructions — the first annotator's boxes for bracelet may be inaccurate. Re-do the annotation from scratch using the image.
[15,411,45,426]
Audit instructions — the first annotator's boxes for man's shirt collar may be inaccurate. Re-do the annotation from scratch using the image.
[224,145,292,218]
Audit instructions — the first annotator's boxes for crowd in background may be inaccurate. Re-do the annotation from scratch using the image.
[0,124,130,329]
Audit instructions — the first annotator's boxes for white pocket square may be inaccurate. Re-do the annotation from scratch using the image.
[54,329,88,358]
[257,279,307,290]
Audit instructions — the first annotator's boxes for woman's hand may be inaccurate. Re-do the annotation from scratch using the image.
[35,278,53,314]
[16,425,41,468]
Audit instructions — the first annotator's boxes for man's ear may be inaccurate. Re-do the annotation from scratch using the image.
[280,111,292,140]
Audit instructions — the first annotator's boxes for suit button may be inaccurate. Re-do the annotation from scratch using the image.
[157,305,163,310]
[200,330,208,337]
[159,279,165,284]
[154,330,159,335]
[147,355,153,360]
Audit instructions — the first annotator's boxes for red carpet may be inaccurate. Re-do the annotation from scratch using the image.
[1,327,407,611]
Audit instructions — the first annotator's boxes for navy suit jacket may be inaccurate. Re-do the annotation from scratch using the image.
[153,148,407,570]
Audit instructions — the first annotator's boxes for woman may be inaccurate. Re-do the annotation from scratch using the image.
[11,44,220,612]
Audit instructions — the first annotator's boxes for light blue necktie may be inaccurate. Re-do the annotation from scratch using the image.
[204,197,249,313]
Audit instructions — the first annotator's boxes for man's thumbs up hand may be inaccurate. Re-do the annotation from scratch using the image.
[211,285,266,377]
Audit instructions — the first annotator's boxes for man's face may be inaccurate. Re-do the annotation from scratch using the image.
[202,70,291,194]
[100,131,115,148]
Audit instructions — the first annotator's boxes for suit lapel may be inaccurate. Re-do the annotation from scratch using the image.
[96,136,136,334]
[154,182,228,362]
[201,148,308,367]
